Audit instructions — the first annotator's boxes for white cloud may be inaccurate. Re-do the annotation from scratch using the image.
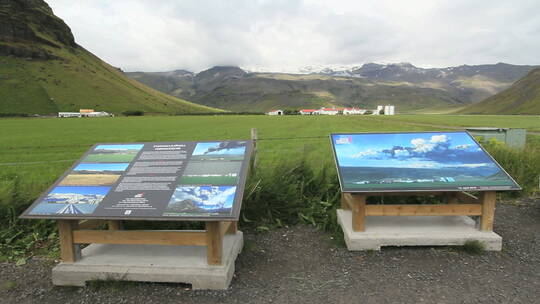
[430,135,448,143]
[455,144,472,149]
[394,149,410,157]
[47,0,540,72]
[351,149,378,158]
[411,138,435,152]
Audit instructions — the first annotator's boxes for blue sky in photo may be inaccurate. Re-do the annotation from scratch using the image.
[74,163,129,172]
[47,186,111,196]
[170,185,236,210]
[333,132,497,168]
[192,142,246,156]
[95,144,143,151]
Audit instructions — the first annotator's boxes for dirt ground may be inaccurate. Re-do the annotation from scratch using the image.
[1,199,539,304]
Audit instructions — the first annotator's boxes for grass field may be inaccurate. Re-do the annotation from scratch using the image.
[58,174,120,186]
[83,152,138,163]
[380,114,540,132]
[0,114,539,261]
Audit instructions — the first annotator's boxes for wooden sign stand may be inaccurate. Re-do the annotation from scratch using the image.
[58,220,238,265]
[341,191,496,232]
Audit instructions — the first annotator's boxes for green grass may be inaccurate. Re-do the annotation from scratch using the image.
[375,114,540,132]
[0,114,538,261]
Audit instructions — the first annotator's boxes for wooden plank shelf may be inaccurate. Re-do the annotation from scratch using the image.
[341,191,497,232]
[57,220,238,265]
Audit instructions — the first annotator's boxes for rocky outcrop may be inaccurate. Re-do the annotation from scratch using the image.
[0,0,77,58]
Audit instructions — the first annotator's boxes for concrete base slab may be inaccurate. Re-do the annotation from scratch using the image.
[52,231,243,290]
[337,209,501,251]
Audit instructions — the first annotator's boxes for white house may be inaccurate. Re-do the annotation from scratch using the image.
[318,108,339,115]
[343,108,366,115]
[267,109,284,116]
[85,111,112,117]
[58,112,82,118]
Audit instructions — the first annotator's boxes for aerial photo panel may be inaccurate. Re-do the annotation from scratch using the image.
[190,141,247,161]
[331,132,520,192]
[163,185,236,217]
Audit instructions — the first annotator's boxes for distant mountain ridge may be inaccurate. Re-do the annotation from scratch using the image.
[0,0,218,115]
[460,67,540,114]
[127,63,536,113]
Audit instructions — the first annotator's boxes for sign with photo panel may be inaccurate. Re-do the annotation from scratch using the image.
[331,131,520,192]
[20,140,252,221]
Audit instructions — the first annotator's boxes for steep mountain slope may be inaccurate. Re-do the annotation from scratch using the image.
[127,63,535,113]
[459,67,540,114]
[0,0,218,115]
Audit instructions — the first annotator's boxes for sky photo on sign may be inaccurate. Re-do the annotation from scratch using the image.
[164,185,236,216]
[28,186,110,215]
[332,132,519,191]
[74,163,129,172]
[94,144,144,151]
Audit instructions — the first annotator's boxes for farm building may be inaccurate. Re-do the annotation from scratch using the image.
[267,110,284,115]
[58,112,82,118]
[318,108,339,115]
[343,108,367,115]
[299,109,317,115]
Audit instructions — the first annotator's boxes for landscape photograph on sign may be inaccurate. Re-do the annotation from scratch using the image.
[190,141,246,161]
[332,132,520,191]
[73,163,129,173]
[28,186,110,215]
[82,144,143,163]
[179,161,241,185]
[163,185,236,217]
[59,174,121,186]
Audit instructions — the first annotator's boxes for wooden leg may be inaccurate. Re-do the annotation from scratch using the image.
[57,220,80,262]
[351,194,367,232]
[108,220,123,230]
[227,221,238,234]
[206,222,223,265]
[445,193,458,204]
[341,193,349,210]
[480,191,496,231]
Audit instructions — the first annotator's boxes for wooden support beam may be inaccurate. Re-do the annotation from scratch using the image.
[58,220,80,262]
[480,191,496,231]
[344,193,366,232]
[219,221,232,236]
[72,230,207,246]
[365,204,482,216]
[78,219,106,230]
[340,193,350,210]
[455,192,479,204]
[108,220,123,230]
[227,221,238,234]
[206,222,223,265]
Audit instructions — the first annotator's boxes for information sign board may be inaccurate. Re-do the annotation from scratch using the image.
[21,140,252,220]
[331,132,520,192]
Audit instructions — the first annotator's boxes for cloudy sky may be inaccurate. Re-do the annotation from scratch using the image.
[47,0,540,73]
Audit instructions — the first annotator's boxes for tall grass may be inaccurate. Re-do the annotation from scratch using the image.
[483,138,540,196]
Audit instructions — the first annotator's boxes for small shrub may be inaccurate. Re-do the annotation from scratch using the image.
[462,240,486,255]
[122,110,144,116]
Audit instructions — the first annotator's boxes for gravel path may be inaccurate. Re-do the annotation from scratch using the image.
[1,199,538,304]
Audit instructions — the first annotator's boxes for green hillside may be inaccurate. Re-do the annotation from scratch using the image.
[459,67,540,114]
[0,0,218,115]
